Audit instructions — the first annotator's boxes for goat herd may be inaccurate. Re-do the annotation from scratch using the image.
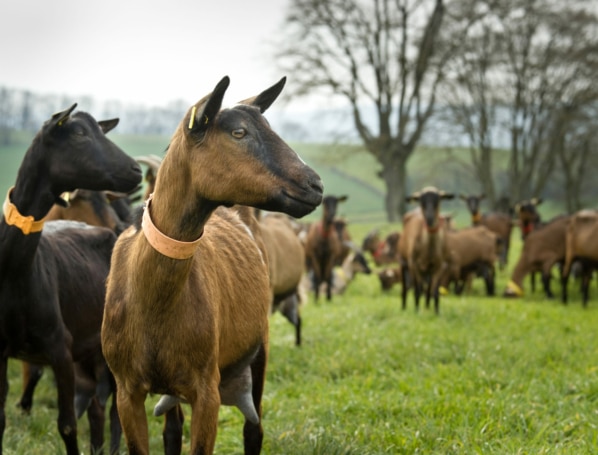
[0,76,594,455]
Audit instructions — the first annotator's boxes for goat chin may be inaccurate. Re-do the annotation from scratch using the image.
[153,366,259,425]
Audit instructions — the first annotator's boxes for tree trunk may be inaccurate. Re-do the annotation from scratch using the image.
[379,153,409,222]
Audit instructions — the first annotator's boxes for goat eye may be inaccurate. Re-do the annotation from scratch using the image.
[231,128,246,139]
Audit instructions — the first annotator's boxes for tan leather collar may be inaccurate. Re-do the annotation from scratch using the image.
[3,187,45,235]
[141,194,202,260]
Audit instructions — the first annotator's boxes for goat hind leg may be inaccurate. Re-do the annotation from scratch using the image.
[51,350,80,455]
[244,343,267,455]
[163,404,184,455]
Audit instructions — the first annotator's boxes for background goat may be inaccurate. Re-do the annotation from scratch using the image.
[443,226,497,296]
[304,194,348,302]
[259,212,307,346]
[0,105,142,455]
[504,215,569,299]
[561,210,598,306]
[101,76,323,455]
[399,186,454,313]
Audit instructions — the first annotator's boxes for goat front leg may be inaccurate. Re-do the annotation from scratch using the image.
[189,377,220,455]
[116,385,150,455]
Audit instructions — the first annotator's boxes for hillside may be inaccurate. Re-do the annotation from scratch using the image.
[0,132,563,229]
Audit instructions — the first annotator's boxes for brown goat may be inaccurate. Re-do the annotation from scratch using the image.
[304,194,348,302]
[443,226,497,296]
[504,214,569,299]
[259,212,306,346]
[460,193,514,270]
[399,186,454,313]
[101,77,323,455]
[562,210,598,306]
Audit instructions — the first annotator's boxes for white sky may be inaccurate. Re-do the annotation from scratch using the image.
[0,0,297,108]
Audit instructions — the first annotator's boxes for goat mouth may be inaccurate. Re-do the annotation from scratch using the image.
[281,190,322,216]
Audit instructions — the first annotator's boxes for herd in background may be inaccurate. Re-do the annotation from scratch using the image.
[358,187,598,314]
[2,78,597,454]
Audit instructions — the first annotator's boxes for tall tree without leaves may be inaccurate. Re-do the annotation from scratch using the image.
[276,0,460,221]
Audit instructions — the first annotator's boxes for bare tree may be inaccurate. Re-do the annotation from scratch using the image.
[492,0,598,202]
[275,0,475,221]
[440,0,598,207]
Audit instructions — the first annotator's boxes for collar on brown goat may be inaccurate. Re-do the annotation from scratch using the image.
[141,193,203,259]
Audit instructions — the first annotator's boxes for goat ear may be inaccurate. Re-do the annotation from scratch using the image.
[47,103,78,131]
[98,118,119,134]
[239,77,286,113]
[338,195,348,203]
[441,192,455,200]
[531,197,543,205]
[189,76,230,136]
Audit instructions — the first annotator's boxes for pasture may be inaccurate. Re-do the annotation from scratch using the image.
[1,134,596,453]
[1,228,598,454]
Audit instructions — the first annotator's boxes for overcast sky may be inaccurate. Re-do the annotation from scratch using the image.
[1,0,297,108]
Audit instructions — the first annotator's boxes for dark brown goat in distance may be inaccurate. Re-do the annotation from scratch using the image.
[504,214,569,299]
[399,186,454,313]
[304,194,348,302]
[459,193,514,270]
[101,76,323,455]
[0,105,142,455]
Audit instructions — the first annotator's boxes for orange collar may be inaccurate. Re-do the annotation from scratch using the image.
[141,194,202,260]
[471,213,482,224]
[3,187,45,235]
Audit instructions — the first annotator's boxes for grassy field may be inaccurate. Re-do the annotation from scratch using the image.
[2,228,598,454]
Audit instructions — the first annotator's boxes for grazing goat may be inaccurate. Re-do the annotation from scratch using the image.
[259,212,307,346]
[303,248,372,297]
[504,215,569,299]
[304,195,348,302]
[101,76,323,455]
[460,193,514,270]
[0,105,142,455]
[561,210,598,306]
[378,267,402,291]
[399,186,454,313]
[362,229,401,266]
[443,226,497,296]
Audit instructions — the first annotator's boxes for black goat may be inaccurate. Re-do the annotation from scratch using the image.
[0,105,142,455]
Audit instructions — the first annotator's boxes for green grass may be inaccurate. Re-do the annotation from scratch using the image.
[3,232,598,454]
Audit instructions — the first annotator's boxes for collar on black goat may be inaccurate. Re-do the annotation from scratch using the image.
[141,193,203,259]
[3,187,45,235]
